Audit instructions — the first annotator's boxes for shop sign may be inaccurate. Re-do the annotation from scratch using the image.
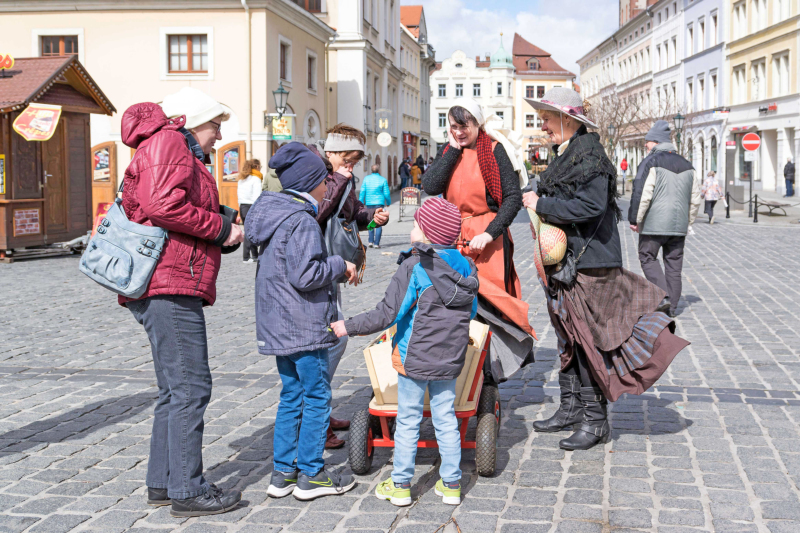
[759,103,778,115]
[271,115,293,140]
[0,53,14,71]
[420,138,428,146]
[376,108,392,132]
[377,132,392,147]
[401,187,421,206]
[13,103,62,141]
[403,133,413,144]
[726,141,736,148]
[0,154,5,194]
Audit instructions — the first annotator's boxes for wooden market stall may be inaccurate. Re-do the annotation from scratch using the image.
[0,56,115,259]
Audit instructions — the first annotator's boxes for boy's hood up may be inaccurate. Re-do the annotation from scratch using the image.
[253,191,316,242]
[413,242,479,308]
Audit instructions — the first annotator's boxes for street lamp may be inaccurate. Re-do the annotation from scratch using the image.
[673,112,685,154]
[273,81,290,119]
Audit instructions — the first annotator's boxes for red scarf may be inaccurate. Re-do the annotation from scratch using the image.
[443,129,503,207]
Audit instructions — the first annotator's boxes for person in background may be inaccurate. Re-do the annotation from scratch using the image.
[410,161,423,189]
[620,157,628,183]
[784,157,795,197]
[237,159,263,263]
[399,158,411,189]
[360,163,392,249]
[701,170,723,224]
[629,120,702,318]
[245,142,358,500]
[121,87,244,517]
[261,165,283,193]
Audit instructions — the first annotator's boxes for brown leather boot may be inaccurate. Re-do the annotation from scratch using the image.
[330,416,350,430]
[325,427,345,449]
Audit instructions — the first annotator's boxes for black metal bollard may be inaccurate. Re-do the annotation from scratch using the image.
[726,193,730,219]
[754,194,758,223]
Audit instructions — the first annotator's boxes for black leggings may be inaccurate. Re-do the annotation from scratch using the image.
[563,344,598,388]
[239,204,258,261]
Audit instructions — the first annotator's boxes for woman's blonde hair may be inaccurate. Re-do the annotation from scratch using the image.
[239,159,261,180]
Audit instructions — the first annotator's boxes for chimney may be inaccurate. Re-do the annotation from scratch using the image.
[485,53,490,61]
[476,55,480,62]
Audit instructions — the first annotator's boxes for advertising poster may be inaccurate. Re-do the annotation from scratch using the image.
[12,103,62,141]
[271,116,293,140]
[93,147,110,181]
[222,149,239,181]
[0,154,5,194]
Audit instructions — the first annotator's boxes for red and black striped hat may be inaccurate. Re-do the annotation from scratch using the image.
[414,197,462,245]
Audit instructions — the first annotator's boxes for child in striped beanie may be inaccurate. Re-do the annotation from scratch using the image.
[331,197,479,507]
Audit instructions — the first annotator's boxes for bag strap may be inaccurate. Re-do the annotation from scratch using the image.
[574,203,608,265]
[334,180,353,219]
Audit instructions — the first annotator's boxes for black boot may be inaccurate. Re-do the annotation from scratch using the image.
[533,373,583,433]
[656,297,671,314]
[559,387,610,451]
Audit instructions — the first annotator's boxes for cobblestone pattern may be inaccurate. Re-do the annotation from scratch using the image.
[1,215,800,533]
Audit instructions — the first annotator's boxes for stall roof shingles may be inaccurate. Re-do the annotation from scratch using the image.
[512,33,575,77]
[0,56,114,114]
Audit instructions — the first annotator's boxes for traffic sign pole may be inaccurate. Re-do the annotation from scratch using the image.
[741,133,761,217]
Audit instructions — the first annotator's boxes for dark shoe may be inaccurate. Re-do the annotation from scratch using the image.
[325,427,345,449]
[267,469,299,498]
[656,297,671,314]
[533,373,582,433]
[667,309,678,318]
[147,487,171,507]
[330,416,350,430]
[559,387,610,451]
[170,483,242,517]
[293,469,356,500]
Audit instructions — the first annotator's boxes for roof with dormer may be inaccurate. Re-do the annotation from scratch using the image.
[512,33,575,77]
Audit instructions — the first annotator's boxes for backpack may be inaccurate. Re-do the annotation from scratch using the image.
[79,197,167,298]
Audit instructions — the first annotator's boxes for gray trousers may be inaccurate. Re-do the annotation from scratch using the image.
[637,234,686,313]
[326,286,347,382]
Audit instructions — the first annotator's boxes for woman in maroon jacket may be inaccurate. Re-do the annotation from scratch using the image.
[120,87,243,517]
[307,124,389,448]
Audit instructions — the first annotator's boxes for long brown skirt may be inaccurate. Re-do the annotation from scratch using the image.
[546,268,690,402]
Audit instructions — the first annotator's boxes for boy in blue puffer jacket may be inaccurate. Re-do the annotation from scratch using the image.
[331,197,479,507]
[245,142,358,501]
[359,164,391,248]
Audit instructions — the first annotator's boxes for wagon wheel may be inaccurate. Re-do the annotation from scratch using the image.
[476,385,500,477]
[349,409,373,475]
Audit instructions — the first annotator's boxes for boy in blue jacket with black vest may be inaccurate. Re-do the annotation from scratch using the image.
[332,197,479,507]
[245,142,358,501]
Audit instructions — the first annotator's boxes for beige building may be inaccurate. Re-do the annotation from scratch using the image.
[0,0,334,212]
[511,33,576,162]
[400,18,423,162]
[725,0,800,193]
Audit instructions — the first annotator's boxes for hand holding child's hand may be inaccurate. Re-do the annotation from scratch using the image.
[344,261,359,286]
[331,320,347,338]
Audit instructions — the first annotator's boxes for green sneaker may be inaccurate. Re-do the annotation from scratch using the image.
[375,478,412,506]
[434,479,461,505]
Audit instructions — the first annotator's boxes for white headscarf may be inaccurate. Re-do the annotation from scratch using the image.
[449,98,529,189]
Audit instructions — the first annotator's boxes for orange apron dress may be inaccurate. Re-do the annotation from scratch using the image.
[445,146,535,338]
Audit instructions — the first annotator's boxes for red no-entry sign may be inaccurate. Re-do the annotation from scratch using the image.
[742,133,761,151]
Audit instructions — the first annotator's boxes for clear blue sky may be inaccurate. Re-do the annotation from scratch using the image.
[402,0,619,78]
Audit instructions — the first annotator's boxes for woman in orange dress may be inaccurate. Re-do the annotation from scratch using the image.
[423,99,534,383]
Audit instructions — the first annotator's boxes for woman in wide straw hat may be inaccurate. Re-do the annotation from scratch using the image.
[522,87,689,450]
[423,98,534,385]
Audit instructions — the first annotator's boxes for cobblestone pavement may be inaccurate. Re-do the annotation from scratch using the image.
[2,213,800,533]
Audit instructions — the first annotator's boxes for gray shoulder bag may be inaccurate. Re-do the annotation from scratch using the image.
[325,181,365,282]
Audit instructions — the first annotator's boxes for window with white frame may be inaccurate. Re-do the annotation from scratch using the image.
[698,77,705,111]
[279,37,292,82]
[733,1,746,39]
[732,65,746,104]
[775,0,791,21]
[755,0,768,31]
[670,37,677,66]
[473,83,481,97]
[711,13,718,46]
[699,19,705,52]
[687,80,693,112]
[772,52,790,96]
[438,84,446,97]
[455,84,463,97]
[711,73,718,108]
[438,113,446,128]
[306,50,317,92]
[752,59,766,100]
[497,82,502,95]
[687,24,694,56]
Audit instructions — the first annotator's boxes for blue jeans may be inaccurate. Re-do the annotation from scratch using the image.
[392,375,461,484]
[127,295,212,499]
[274,349,331,477]
[366,205,384,245]
[787,179,795,196]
